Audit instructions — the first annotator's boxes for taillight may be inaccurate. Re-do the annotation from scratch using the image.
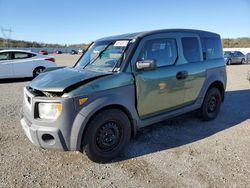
[45,58,55,62]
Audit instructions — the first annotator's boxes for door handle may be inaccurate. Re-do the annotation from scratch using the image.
[176,71,188,80]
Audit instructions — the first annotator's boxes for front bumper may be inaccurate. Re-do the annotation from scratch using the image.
[20,87,78,151]
[20,115,67,150]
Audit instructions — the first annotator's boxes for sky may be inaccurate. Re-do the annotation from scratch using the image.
[0,0,250,44]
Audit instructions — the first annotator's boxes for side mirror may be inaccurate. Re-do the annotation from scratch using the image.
[136,59,156,71]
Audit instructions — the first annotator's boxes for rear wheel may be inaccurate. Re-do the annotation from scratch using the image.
[200,88,221,121]
[33,67,45,78]
[83,109,131,163]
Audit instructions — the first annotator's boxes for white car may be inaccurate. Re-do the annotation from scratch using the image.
[0,49,57,79]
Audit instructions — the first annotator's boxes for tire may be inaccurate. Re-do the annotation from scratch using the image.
[200,87,221,121]
[241,58,245,64]
[33,67,45,78]
[83,109,131,163]
[227,59,232,65]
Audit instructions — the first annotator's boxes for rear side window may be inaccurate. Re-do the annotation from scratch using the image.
[201,37,222,60]
[138,38,177,67]
[14,52,35,59]
[0,52,10,61]
[236,51,244,56]
[182,37,200,63]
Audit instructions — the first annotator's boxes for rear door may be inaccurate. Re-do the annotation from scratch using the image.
[0,52,13,78]
[11,52,36,77]
[181,36,206,104]
[232,52,240,63]
[132,33,187,118]
[237,51,245,63]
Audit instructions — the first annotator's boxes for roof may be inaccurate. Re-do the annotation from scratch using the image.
[0,49,36,54]
[97,29,220,41]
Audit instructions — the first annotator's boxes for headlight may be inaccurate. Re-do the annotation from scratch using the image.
[38,103,62,120]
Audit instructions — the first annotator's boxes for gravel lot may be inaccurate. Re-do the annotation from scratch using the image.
[0,54,250,187]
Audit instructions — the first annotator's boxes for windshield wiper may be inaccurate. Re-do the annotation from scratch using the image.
[83,41,114,69]
[73,42,94,68]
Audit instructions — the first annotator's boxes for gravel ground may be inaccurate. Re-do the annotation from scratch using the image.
[0,54,250,188]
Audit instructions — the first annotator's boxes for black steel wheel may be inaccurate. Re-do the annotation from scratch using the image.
[83,109,131,163]
[96,121,121,152]
[200,87,222,121]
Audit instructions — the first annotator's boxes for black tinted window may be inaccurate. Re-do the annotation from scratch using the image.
[201,37,222,60]
[182,37,200,63]
[138,38,177,67]
[0,52,10,61]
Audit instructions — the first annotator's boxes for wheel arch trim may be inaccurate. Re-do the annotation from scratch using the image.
[69,94,138,151]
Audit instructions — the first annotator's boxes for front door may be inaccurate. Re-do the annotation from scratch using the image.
[132,34,187,118]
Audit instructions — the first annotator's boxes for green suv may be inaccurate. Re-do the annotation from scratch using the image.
[21,29,227,162]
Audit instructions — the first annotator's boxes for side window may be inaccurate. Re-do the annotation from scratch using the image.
[137,38,177,67]
[14,52,32,59]
[201,37,223,60]
[182,37,200,63]
[0,52,10,61]
[237,51,244,56]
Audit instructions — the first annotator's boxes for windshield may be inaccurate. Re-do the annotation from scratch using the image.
[75,40,130,72]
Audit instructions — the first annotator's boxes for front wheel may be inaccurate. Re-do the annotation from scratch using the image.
[227,59,232,65]
[83,109,131,163]
[200,88,222,121]
[241,58,246,64]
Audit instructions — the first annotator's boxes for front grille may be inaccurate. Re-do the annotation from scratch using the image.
[27,87,62,97]
[27,87,45,96]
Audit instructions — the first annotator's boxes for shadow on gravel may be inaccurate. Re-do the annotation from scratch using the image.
[115,89,250,162]
[0,78,32,84]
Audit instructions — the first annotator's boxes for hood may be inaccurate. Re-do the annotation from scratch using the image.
[30,67,111,92]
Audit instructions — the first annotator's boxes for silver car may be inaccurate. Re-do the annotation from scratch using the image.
[224,51,246,65]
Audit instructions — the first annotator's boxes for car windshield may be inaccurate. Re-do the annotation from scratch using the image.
[75,40,130,72]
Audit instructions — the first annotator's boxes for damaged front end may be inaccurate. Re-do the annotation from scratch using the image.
[20,66,113,150]
[29,67,111,97]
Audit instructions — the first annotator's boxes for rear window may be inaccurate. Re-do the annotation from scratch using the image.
[14,52,35,59]
[236,51,244,56]
[201,37,222,60]
[182,37,201,63]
